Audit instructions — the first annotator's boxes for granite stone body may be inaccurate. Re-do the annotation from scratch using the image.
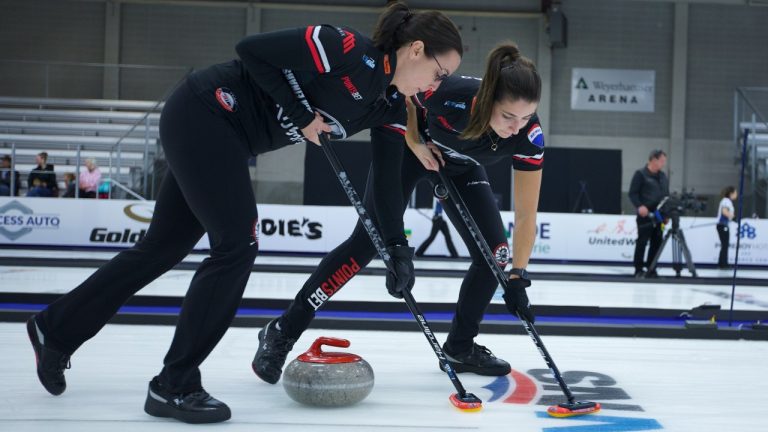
[282,337,374,407]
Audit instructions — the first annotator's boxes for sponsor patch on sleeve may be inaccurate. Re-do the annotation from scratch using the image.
[527,124,544,148]
[215,87,238,112]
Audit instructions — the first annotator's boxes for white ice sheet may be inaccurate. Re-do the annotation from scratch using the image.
[1,323,765,431]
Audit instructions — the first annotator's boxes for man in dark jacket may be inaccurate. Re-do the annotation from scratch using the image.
[0,155,20,196]
[628,149,669,277]
[26,152,57,197]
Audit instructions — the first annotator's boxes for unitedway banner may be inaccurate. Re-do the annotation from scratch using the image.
[0,198,765,265]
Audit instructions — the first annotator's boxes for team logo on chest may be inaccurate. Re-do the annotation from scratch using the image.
[215,87,238,112]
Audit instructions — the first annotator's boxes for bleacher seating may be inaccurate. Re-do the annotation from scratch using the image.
[0,96,162,197]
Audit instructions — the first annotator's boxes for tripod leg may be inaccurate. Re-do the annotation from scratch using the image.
[677,230,698,277]
[647,230,670,275]
[672,236,682,277]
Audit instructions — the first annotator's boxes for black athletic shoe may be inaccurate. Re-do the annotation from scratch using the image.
[251,319,297,384]
[144,377,231,424]
[440,342,511,376]
[633,270,646,278]
[26,315,70,396]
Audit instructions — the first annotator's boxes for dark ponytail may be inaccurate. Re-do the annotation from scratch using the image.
[372,1,463,57]
[462,42,541,140]
[722,186,736,198]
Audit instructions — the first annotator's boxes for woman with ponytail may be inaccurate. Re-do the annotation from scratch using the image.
[716,186,737,269]
[27,1,462,424]
[400,44,543,375]
[255,42,543,383]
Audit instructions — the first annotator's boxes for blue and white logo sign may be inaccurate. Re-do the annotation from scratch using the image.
[0,200,60,241]
[739,222,757,239]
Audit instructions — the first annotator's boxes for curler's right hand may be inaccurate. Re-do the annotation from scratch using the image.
[302,112,333,145]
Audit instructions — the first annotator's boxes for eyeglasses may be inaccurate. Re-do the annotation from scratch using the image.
[432,55,449,82]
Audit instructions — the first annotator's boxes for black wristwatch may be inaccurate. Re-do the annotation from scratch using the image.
[509,268,529,280]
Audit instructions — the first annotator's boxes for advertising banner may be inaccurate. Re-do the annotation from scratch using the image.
[1,198,765,265]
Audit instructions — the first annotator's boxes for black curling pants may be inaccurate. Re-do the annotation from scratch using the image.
[717,224,729,267]
[280,150,509,354]
[37,82,260,393]
[634,216,663,272]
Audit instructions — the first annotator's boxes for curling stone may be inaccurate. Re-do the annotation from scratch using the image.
[283,337,374,407]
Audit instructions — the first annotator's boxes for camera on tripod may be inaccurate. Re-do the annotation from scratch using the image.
[648,189,704,278]
[657,189,706,227]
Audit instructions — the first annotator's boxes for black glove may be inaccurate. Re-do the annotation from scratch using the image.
[503,276,535,323]
[385,245,415,299]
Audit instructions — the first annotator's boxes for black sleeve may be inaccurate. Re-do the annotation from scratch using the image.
[236,25,348,130]
[371,124,408,247]
[511,118,545,172]
[628,170,643,208]
[420,76,479,127]
[417,90,450,118]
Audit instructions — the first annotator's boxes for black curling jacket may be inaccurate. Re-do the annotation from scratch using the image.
[372,75,546,246]
[186,24,404,155]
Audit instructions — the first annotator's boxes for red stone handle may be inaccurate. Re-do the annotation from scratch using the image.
[309,337,350,355]
[298,337,361,364]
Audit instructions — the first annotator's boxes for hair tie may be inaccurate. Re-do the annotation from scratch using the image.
[395,11,413,38]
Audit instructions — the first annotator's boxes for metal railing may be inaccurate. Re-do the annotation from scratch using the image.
[734,87,768,217]
[106,69,191,199]
[0,60,193,200]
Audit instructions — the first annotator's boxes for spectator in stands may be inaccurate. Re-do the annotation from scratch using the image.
[61,173,76,198]
[716,186,737,269]
[78,158,101,199]
[628,149,669,278]
[26,152,58,197]
[0,155,20,196]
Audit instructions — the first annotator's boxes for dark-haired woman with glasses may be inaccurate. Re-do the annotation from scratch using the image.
[26,1,461,424]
